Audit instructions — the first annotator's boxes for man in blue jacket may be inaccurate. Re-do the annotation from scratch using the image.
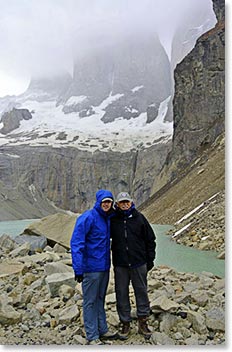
[70,189,117,345]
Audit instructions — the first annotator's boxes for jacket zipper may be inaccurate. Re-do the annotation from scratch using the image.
[124,218,131,267]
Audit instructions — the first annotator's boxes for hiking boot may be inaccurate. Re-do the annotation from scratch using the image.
[100,329,118,340]
[87,338,104,345]
[118,321,130,340]
[138,317,152,339]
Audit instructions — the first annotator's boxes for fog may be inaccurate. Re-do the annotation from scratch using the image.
[0,0,216,96]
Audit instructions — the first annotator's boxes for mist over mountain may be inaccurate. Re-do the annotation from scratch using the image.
[0,0,216,96]
[0,6,216,150]
[0,31,175,151]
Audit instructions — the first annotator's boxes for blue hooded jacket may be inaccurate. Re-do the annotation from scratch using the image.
[70,189,114,275]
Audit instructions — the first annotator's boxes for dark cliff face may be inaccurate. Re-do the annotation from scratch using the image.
[61,33,172,123]
[213,0,225,22]
[0,140,171,219]
[152,0,225,190]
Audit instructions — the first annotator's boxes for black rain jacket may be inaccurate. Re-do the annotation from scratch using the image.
[110,207,156,268]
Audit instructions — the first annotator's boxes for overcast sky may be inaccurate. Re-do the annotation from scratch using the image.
[0,0,218,97]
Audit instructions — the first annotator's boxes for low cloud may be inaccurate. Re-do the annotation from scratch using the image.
[0,0,216,82]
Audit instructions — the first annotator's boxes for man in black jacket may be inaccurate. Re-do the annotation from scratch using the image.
[110,192,156,340]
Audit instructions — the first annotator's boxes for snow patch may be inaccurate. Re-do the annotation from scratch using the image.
[29,184,37,202]
[0,152,20,158]
[0,94,173,152]
[175,193,220,225]
[66,95,87,105]
[172,223,192,239]
[131,85,144,93]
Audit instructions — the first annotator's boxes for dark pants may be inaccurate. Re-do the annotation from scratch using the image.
[114,264,150,322]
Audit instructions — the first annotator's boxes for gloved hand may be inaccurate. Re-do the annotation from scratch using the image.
[75,274,83,283]
[147,262,154,271]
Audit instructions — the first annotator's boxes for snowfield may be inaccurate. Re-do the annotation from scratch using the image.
[0,93,173,152]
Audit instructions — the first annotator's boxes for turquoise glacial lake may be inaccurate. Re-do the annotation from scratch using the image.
[0,221,225,278]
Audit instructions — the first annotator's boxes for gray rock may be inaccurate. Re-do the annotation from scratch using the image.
[159,313,179,334]
[45,273,76,297]
[150,295,180,313]
[23,213,77,249]
[58,284,75,301]
[205,307,225,331]
[217,251,225,259]
[146,103,159,123]
[53,243,67,253]
[106,293,116,304]
[107,311,120,327]
[44,262,73,276]
[151,332,175,345]
[0,296,22,325]
[191,291,208,307]
[187,311,208,335]
[15,234,47,253]
[0,234,16,252]
[185,335,201,345]
[30,277,46,290]
[0,262,26,278]
[57,304,79,324]
[73,335,86,345]
[0,108,32,134]
[9,242,30,257]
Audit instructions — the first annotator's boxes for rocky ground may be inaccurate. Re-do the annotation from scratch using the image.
[0,234,225,346]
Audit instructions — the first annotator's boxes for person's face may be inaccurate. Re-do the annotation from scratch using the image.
[117,200,132,211]
[101,200,113,212]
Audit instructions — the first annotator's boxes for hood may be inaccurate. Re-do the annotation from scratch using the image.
[94,189,114,215]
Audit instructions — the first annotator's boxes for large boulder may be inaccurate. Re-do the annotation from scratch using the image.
[23,213,78,249]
